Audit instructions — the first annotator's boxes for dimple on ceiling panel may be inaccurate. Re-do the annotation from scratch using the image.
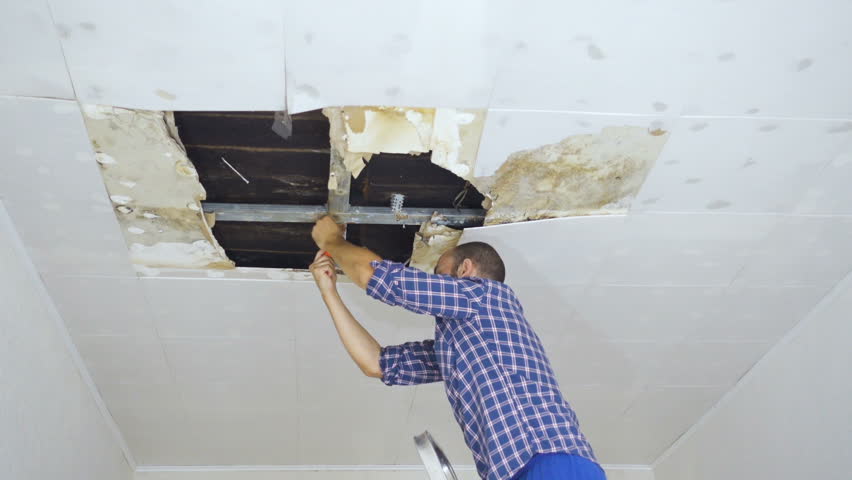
[48,0,286,110]
[0,1,74,98]
[633,117,852,214]
[282,0,508,113]
[492,1,852,117]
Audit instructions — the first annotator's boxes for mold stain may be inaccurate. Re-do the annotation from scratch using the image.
[478,126,669,225]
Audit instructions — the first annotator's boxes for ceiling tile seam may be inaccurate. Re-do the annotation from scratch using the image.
[133,463,653,472]
[42,0,79,101]
[136,277,182,392]
[138,276,319,284]
[785,152,844,214]
[651,266,852,468]
[487,109,852,122]
[487,108,668,118]
[678,114,852,122]
[620,212,852,218]
[291,336,304,460]
[0,201,137,469]
[391,384,422,465]
[467,214,629,233]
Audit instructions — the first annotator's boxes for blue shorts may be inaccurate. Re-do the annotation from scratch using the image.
[512,453,606,480]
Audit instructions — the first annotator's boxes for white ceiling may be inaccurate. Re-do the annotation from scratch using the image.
[1,0,851,472]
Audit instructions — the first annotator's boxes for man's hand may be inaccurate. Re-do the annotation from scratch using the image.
[309,250,338,293]
[312,215,345,250]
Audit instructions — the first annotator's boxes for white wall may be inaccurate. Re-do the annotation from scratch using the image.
[654,270,852,480]
[0,203,133,480]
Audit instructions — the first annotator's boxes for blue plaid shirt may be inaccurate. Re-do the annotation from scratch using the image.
[367,260,599,480]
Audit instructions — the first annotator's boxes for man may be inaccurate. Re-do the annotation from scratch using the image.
[309,216,605,480]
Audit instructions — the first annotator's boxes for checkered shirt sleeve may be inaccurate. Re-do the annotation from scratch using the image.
[366,260,480,320]
[379,340,443,386]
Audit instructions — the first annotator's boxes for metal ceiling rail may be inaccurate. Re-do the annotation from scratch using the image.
[202,203,485,228]
[202,150,486,228]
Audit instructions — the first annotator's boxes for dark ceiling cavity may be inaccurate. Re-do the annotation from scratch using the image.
[173,110,485,269]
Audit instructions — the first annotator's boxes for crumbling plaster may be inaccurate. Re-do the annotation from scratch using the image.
[83,105,233,270]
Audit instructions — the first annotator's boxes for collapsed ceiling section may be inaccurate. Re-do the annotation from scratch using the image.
[83,105,670,272]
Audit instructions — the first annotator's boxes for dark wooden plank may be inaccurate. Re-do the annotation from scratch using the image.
[216,222,415,268]
[190,147,329,204]
[350,153,485,209]
[224,250,316,269]
[174,110,330,149]
[347,224,417,264]
[213,222,315,252]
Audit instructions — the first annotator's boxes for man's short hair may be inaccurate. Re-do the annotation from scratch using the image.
[451,241,506,282]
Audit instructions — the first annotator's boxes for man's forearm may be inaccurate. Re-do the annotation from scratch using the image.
[320,288,382,378]
[322,237,382,289]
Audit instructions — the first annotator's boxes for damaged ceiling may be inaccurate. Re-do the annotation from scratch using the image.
[85,104,668,271]
[2,0,851,477]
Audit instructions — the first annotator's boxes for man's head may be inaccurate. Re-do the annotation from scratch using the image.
[434,241,506,282]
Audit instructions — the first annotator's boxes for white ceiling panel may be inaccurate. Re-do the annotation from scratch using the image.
[297,357,414,464]
[74,335,173,385]
[182,407,300,465]
[734,216,852,287]
[98,382,182,413]
[492,0,688,114]
[141,277,312,340]
[599,385,728,464]
[476,110,668,177]
[794,130,852,214]
[42,274,157,337]
[47,0,286,110]
[544,337,664,387]
[561,384,641,451]
[493,1,852,117]
[0,96,133,276]
[595,213,778,286]
[110,406,188,465]
[572,286,724,342]
[645,341,771,387]
[0,1,74,98]
[685,285,830,342]
[634,118,850,214]
[509,285,586,337]
[163,337,296,385]
[282,0,507,113]
[461,215,627,287]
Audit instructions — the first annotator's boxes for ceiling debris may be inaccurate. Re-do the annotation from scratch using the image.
[323,106,485,180]
[409,213,463,273]
[82,105,234,269]
[474,127,669,225]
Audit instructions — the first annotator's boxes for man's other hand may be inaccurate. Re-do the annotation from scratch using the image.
[309,250,338,293]
[312,215,344,250]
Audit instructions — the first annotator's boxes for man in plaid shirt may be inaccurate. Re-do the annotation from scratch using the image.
[310,216,605,480]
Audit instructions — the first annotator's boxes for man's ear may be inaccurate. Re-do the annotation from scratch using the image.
[458,258,476,277]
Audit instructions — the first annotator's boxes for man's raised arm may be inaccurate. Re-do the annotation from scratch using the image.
[311,216,380,289]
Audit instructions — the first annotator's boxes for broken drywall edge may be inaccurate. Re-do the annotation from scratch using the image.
[82,105,234,270]
[133,265,331,283]
[129,240,229,269]
[322,106,485,182]
[472,126,670,225]
[409,214,463,273]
